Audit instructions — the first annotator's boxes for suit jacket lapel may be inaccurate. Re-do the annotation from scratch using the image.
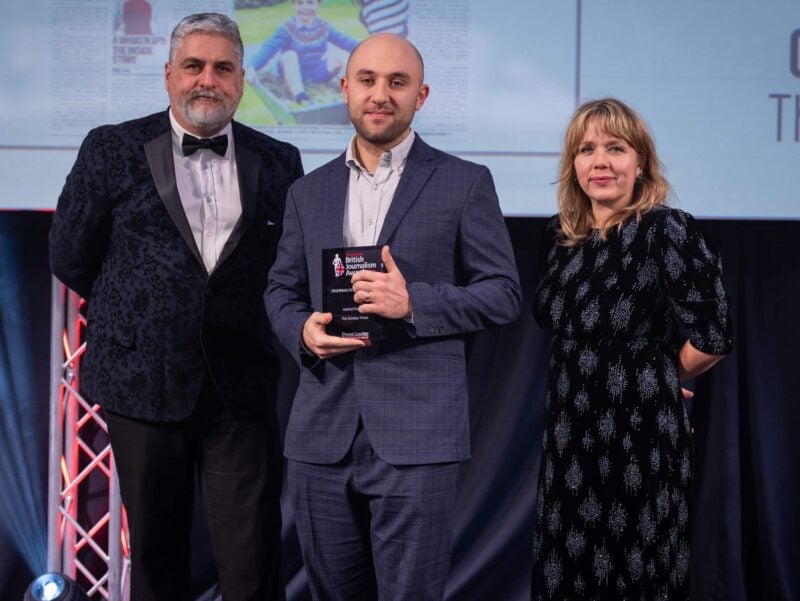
[377,136,436,245]
[144,131,204,266]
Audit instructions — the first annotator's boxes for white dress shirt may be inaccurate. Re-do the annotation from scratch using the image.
[343,131,415,247]
[169,111,242,273]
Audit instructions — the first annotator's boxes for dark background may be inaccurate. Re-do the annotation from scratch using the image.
[0,212,797,601]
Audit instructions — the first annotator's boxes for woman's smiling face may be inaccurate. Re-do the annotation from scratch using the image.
[574,120,642,218]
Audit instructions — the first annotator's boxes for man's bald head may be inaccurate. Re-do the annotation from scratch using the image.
[346,33,425,83]
[340,32,430,157]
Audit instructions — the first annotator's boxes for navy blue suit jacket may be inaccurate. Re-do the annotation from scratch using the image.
[50,110,303,421]
[266,136,521,465]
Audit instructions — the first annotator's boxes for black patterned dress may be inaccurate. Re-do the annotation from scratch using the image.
[531,207,733,601]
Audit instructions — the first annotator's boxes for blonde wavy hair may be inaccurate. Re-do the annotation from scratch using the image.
[556,98,670,246]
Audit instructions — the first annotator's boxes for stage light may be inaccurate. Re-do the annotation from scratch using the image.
[0,231,48,580]
[24,572,89,601]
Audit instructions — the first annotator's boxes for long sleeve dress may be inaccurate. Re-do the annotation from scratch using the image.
[531,207,734,600]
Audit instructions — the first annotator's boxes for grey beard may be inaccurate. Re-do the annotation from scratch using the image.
[181,93,235,133]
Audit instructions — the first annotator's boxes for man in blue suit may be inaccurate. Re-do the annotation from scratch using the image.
[266,33,522,601]
[50,13,303,601]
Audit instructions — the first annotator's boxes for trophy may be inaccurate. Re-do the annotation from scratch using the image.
[322,245,385,340]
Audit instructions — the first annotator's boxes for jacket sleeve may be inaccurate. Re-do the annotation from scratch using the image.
[265,183,314,366]
[49,126,115,299]
[406,166,522,337]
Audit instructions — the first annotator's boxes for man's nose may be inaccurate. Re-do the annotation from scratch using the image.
[198,66,217,87]
[371,81,390,102]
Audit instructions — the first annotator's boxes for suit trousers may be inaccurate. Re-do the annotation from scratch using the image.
[105,372,284,601]
[288,421,461,601]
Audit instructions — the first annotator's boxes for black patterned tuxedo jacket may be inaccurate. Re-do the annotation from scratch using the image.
[50,110,303,422]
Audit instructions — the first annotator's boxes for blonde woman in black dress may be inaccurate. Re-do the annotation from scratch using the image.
[531,98,733,600]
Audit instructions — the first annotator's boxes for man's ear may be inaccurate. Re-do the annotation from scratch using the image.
[416,83,430,111]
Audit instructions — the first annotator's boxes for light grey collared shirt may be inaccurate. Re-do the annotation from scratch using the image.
[169,111,242,273]
[343,131,415,247]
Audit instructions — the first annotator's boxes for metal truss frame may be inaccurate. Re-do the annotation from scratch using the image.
[47,278,130,600]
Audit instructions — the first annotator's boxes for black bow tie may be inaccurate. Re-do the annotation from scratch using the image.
[181,133,228,157]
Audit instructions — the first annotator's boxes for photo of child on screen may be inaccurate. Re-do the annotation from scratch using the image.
[245,0,359,106]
